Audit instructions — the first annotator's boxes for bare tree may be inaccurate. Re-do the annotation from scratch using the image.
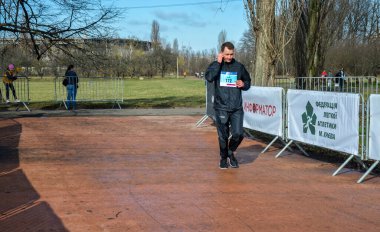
[173,38,179,55]
[151,20,161,49]
[244,0,275,86]
[237,28,255,74]
[157,43,175,77]
[325,0,380,76]
[0,0,119,60]
[217,29,227,50]
[293,0,347,77]
[244,0,300,86]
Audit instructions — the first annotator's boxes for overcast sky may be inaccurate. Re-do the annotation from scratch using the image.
[108,0,249,52]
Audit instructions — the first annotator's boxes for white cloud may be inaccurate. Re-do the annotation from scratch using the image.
[153,11,206,27]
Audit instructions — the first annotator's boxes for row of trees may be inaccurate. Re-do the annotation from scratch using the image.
[0,0,379,82]
[244,0,379,85]
[1,18,218,78]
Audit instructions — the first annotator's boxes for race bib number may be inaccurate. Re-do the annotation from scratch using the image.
[220,71,237,87]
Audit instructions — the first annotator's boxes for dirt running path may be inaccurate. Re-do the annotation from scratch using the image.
[0,116,379,231]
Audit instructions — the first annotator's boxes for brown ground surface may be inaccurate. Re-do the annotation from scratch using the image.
[0,113,380,231]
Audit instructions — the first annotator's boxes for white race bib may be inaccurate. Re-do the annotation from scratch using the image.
[220,71,237,87]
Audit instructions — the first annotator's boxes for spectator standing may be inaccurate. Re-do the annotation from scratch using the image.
[64,64,79,110]
[335,68,346,91]
[2,64,19,103]
[327,70,334,90]
[321,70,328,89]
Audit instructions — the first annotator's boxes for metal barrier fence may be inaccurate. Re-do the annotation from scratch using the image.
[274,76,380,183]
[274,76,378,101]
[55,76,124,109]
[199,76,380,183]
[0,75,30,111]
[196,80,215,127]
[275,77,377,148]
[276,90,364,155]
[357,93,380,184]
[242,87,291,155]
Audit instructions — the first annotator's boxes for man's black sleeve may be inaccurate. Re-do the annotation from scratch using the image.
[205,61,221,82]
[240,65,251,91]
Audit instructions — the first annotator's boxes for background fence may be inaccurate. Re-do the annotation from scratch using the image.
[0,76,30,111]
[55,76,124,109]
[274,76,378,100]
[235,76,380,183]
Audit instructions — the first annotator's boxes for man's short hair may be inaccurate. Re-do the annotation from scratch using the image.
[221,42,234,52]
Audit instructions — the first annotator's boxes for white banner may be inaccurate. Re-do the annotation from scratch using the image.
[243,86,283,137]
[287,90,359,155]
[368,94,380,160]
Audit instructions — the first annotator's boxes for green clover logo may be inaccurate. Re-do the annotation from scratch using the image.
[302,101,317,135]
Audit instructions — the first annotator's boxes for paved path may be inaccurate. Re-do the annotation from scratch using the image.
[0,114,379,231]
[0,108,206,118]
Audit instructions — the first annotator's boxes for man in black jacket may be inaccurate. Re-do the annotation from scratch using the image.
[205,42,251,169]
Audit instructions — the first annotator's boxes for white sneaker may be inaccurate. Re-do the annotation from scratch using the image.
[6,99,10,104]
[15,99,20,103]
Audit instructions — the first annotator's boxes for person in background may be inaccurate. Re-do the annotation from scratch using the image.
[335,68,346,91]
[321,70,328,89]
[2,64,20,103]
[327,70,334,90]
[328,70,333,77]
[64,64,79,110]
[205,42,251,169]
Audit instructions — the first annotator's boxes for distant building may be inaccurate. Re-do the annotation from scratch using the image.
[0,37,152,76]
[0,37,152,51]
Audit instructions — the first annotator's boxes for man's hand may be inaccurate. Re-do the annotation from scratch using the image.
[236,80,244,88]
[217,53,223,64]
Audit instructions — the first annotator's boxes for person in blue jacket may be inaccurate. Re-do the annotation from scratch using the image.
[64,64,79,110]
[205,42,251,169]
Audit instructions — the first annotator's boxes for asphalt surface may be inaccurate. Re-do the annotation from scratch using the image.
[1,109,380,231]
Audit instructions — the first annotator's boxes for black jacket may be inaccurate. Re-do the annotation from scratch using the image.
[65,70,79,87]
[205,59,251,111]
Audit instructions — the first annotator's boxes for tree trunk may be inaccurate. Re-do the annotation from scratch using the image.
[254,0,276,86]
[306,0,322,77]
[293,0,342,78]
[293,8,307,78]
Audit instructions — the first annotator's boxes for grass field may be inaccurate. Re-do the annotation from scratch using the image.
[122,77,206,108]
[3,77,206,109]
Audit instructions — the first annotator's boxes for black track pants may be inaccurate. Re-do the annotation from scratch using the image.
[215,109,244,159]
[5,83,17,99]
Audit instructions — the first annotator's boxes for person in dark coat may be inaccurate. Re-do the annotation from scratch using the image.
[205,42,251,169]
[64,64,79,110]
[335,68,346,91]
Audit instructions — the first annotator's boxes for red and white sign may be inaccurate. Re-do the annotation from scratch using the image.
[242,86,283,137]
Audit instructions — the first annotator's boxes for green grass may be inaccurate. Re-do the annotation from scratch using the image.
[2,77,206,109]
[28,78,56,102]
[123,78,206,108]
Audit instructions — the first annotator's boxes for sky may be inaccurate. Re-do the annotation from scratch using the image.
[107,0,249,52]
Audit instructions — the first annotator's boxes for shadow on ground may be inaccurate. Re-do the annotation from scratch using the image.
[237,144,262,165]
[245,129,380,175]
[0,119,68,231]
